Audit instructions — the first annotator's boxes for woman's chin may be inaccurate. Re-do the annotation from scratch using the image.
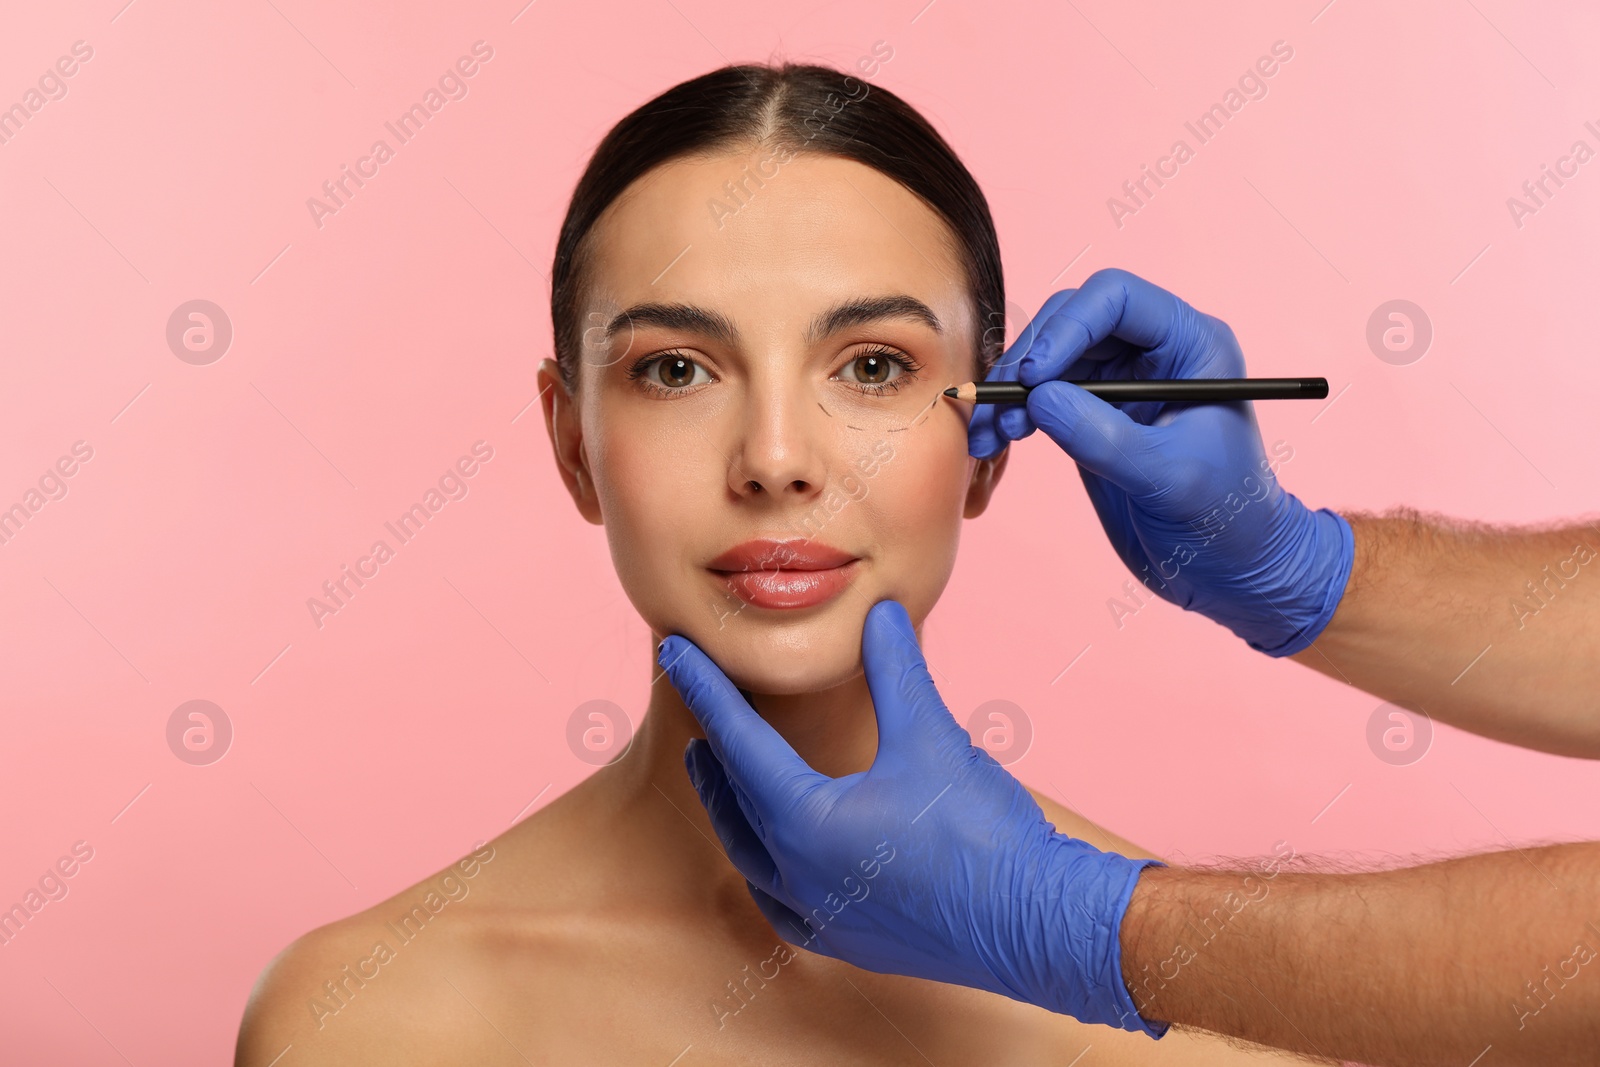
[730,660,860,697]
[678,618,866,697]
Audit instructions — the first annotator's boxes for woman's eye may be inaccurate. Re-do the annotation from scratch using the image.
[837,349,911,390]
[635,352,711,391]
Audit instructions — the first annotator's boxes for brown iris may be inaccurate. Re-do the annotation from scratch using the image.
[853,353,892,384]
[657,356,695,387]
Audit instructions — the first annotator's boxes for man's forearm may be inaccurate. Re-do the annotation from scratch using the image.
[1289,509,1600,757]
[1118,842,1600,1066]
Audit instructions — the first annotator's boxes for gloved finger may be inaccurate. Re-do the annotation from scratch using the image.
[1003,331,1158,441]
[659,635,829,817]
[1018,268,1192,388]
[684,738,780,893]
[1006,288,1075,370]
[967,340,1023,459]
[1076,336,1169,428]
[861,599,965,764]
[997,402,1035,443]
[969,288,1078,459]
[744,878,836,957]
[688,742,841,961]
[1027,380,1164,497]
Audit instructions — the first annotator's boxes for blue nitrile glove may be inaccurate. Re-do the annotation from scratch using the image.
[658,598,1168,1038]
[969,268,1353,657]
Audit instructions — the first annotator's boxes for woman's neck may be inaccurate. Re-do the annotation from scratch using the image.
[592,643,887,900]
[635,655,883,787]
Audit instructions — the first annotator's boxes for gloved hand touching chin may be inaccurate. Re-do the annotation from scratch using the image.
[969,268,1353,656]
[658,599,1168,1038]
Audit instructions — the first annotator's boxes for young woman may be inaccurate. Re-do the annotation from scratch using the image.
[236,62,1327,1066]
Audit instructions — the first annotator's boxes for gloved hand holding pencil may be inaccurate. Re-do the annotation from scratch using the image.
[964,268,1354,657]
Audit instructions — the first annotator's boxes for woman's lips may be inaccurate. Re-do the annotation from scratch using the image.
[712,558,861,610]
[706,538,860,610]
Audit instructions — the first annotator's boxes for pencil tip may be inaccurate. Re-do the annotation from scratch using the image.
[942,386,958,397]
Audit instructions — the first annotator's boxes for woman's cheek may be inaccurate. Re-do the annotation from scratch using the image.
[589,429,697,598]
[867,442,966,584]
[598,429,699,541]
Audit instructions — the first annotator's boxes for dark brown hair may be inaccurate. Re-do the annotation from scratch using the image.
[548,61,1005,393]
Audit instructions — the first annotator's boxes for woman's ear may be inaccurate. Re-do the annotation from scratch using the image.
[539,358,603,525]
[962,443,1009,519]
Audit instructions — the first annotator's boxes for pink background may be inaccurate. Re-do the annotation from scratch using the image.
[3,0,1598,1061]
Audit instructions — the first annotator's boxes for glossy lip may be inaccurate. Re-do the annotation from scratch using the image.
[707,538,857,572]
[707,539,861,610]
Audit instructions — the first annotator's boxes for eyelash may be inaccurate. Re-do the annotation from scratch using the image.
[849,346,922,395]
[625,346,923,398]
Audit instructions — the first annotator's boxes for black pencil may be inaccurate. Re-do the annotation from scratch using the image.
[943,377,1329,403]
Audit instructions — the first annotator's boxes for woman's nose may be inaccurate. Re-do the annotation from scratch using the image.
[727,387,827,499]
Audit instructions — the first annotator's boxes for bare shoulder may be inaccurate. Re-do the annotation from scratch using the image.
[234,771,620,1067]
[234,909,401,1066]
[234,842,512,1066]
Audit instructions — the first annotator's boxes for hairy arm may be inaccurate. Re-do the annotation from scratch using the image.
[1118,842,1600,1066]
[1290,509,1600,757]
[1031,790,1334,1066]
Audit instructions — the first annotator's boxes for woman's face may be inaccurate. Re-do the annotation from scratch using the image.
[540,148,1008,695]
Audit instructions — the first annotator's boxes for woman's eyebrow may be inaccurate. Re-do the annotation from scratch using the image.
[805,295,945,344]
[604,294,944,346]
